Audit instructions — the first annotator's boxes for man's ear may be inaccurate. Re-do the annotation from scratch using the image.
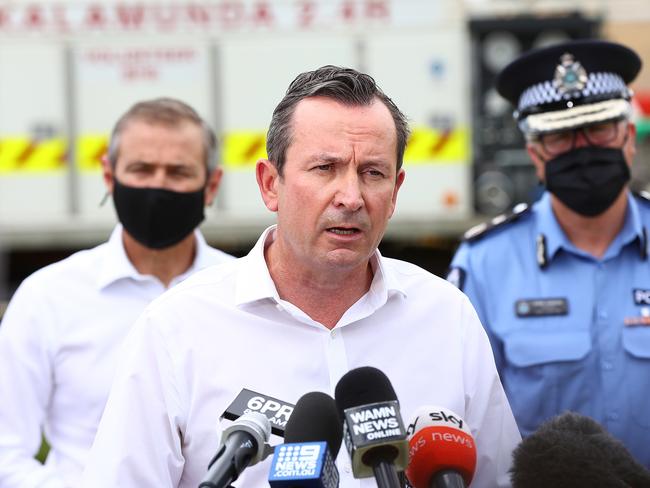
[624,121,637,167]
[204,167,223,206]
[101,154,114,194]
[256,159,280,212]
[388,168,406,219]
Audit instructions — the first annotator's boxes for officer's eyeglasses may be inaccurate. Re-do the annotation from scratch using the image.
[536,120,622,156]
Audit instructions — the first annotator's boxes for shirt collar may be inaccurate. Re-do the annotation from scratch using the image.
[96,224,212,289]
[234,225,407,307]
[606,192,646,260]
[536,191,645,263]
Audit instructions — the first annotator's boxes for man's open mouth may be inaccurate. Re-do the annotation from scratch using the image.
[327,227,360,235]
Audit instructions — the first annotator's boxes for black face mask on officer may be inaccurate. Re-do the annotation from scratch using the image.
[543,145,630,217]
[112,178,205,249]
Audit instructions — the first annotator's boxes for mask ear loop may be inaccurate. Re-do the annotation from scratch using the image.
[99,191,110,207]
[530,145,548,185]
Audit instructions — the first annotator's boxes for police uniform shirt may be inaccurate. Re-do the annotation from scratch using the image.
[0,225,234,488]
[450,191,650,467]
[80,225,521,488]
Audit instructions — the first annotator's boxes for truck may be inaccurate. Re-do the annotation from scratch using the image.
[1,0,649,297]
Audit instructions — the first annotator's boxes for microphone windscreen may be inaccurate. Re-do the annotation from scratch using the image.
[284,392,343,458]
[511,412,650,488]
[334,367,397,414]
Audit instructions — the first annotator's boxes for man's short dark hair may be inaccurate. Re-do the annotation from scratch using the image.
[266,65,410,176]
[108,97,218,174]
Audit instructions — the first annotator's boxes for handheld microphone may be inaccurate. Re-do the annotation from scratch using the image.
[199,411,272,488]
[268,391,343,488]
[334,366,408,488]
[404,406,476,488]
[511,412,650,488]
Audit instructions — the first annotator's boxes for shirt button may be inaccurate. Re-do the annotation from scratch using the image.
[602,361,613,371]
[331,330,337,338]
[607,412,619,421]
[344,465,351,473]
[597,309,608,319]
[276,304,283,311]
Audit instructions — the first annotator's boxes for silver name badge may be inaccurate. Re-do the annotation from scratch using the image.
[515,298,569,317]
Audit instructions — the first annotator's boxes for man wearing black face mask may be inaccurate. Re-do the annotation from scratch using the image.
[0,98,234,488]
[447,39,650,468]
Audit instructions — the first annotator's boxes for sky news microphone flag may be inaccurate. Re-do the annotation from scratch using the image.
[405,406,477,488]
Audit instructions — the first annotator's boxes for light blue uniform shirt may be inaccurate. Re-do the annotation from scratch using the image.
[450,191,650,467]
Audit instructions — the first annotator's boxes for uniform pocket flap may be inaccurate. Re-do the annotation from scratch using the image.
[505,331,591,367]
[622,328,650,359]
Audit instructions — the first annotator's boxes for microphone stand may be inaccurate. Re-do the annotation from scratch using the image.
[430,470,467,488]
[372,460,401,488]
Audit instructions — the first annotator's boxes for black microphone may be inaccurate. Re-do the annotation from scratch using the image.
[334,366,409,488]
[198,411,272,488]
[268,391,343,488]
[510,411,650,488]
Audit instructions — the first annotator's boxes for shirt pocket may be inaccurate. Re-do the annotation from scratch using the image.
[621,326,650,428]
[503,330,592,434]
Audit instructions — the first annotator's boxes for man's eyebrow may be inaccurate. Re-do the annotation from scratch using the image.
[307,154,345,164]
[307,154,391,166]
[123,160,153,168]
[124,161,196,169]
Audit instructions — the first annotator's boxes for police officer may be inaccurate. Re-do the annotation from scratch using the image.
[449,39,650,467]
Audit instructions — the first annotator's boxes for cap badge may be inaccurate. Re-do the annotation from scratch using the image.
[553,53,588,95]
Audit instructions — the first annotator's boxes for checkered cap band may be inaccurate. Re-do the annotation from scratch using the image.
[518,72,628,113]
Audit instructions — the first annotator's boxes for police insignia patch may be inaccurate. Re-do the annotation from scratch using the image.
[553,53,588,95]
[633,289,650,306]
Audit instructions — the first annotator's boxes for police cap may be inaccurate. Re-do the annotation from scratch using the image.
[496,39,642,136]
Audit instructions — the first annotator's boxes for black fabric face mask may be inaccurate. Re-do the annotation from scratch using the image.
[112,178,205,249]
[544,146,630,217]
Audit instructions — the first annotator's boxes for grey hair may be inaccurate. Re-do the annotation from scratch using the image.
[266,65,410,176]
[108,97,218,174]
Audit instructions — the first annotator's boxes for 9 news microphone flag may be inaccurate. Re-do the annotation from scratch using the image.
[268,391,343,488]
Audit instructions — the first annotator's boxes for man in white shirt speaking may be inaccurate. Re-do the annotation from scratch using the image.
[82,67,521,487]
[0,98,234,488]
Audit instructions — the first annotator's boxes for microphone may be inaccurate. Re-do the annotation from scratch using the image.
[198,411,272,488]
[268,391,343,488]
[510,411,650,488]
[334,366,409,488]
[404,406,476,488]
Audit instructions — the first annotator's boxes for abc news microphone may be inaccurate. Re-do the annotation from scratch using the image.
[198,411,272,488]
[268,391,343,488]
[334,366,409,488]
[405,406,476,488]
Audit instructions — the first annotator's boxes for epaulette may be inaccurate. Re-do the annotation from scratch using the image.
[633,190,650,204]
[463,202,531,242]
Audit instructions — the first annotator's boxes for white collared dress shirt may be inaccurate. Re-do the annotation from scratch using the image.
[0,225,234,488]
[82,226,521,488]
